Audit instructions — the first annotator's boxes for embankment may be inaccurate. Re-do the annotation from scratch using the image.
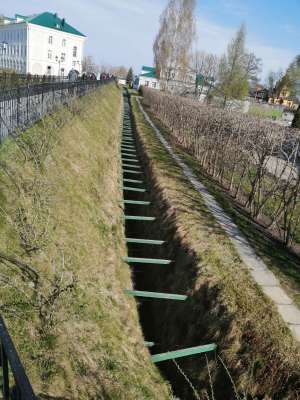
[0,84,172,399]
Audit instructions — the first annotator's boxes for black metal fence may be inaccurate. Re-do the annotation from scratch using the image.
[0,72,69,91]
[0,316,36,399]
[0,78,114,141]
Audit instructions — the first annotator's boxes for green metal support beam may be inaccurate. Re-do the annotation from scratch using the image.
[151,344,217,363]
[121,147,135,151]
[123,170,142,174]
[123,186,146,193]
[122,158,139,164]
[124,289,187,301]
[145,341,155,348]
[122,164,141,169]
[123,179,143,184]
[125,215,155,221]
[126,238,164,245]
[124,200,150,205]
[123,257,171,265]
[121,151,137,156]
[121,153,137,158]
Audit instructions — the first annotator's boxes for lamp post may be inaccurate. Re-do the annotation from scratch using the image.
[55,55,64,80]
[0,41,8,69]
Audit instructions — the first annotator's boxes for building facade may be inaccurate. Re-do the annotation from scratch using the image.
[0,12,86,76]
[138,66,160,90]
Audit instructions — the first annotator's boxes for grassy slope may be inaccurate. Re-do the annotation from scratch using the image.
[131,95,300,398]
[0,85,172,399]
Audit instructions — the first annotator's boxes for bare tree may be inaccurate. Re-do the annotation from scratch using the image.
[153,0,196,90]
[109,66,128,78]
[82,55,100,74]
[192,51,219,99]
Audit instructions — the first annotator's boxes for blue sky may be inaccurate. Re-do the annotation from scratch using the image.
[2,0,299,80]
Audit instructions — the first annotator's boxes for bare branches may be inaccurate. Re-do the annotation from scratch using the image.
[153,0,196,87]
[144,88,300,248]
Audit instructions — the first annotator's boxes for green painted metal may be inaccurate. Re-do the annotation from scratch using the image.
[121,148,136,153]
[121,150,137,160]
[151,344,217,363]
[124,289,187,301]
[122,155,139,164]
[123,170,142,174]
[123,186,146,193]
[145,341,155,348]
[126,238,164,245]
[121,152,137,156]
[125,215,155,221]
[123,257,171,265]
[123,179,143,184]
[124,200,150,205]
[122,164,141,169]
[121,153,137,158]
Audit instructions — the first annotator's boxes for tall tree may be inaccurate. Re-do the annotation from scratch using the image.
[217,24,261,107]
[153,0,196,87]
[192,51,219,98]
[126,67,134,86]
[82,56,100,74]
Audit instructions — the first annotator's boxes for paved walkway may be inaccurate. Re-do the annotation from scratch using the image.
[137,98,300,342]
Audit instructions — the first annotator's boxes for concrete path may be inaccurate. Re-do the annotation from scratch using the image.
[137,98,300,342]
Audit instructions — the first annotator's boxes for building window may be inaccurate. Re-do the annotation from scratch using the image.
[48,36,53,44]
[72,46,77,57]
[61,53,66,62]
[48,50,52,60]
[62,39,66,47]
[152,82,157,89]
[145,81,149,87]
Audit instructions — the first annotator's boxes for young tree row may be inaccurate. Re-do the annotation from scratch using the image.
[143,88,300,247]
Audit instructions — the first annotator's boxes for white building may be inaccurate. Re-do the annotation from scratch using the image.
[138,66,160,90]
[0,12,86,76]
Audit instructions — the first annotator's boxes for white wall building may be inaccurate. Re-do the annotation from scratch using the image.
[0,12,86,76]
[138,66,160,90]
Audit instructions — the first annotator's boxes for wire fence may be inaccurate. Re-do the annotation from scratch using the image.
[0,78,114,142]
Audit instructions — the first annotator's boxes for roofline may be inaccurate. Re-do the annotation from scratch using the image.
[0,21,27,29]
[27,21,86,37]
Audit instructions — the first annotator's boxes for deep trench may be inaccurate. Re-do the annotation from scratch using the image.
[121,91,266,400]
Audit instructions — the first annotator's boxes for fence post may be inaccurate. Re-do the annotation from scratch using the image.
[1,343,10,400]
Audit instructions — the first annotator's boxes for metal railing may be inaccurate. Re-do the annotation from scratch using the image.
[0,316,36,399]
[0,78,114,142]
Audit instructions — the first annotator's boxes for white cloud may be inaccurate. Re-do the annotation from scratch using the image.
[196,17,296,79]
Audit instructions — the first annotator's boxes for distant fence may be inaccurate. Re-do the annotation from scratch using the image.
[0,78,114,142]
[0,73,69,91]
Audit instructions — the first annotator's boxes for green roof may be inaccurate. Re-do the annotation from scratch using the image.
[140,66,158,79]
[141,71,157,79]
[142,66,156,72]
[16,12,85,37]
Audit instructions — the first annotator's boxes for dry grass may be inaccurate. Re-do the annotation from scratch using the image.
[0,85,172,399]
[131,95,300,399]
